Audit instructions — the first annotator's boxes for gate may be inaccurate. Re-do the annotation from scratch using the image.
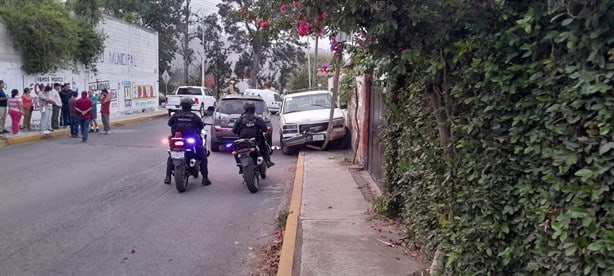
[367,87,385,182]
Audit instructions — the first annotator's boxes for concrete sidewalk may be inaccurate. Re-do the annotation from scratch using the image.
[0,109,167,148]
[280,151,426,275]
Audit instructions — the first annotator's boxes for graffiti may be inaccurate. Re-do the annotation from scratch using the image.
[97,51,137,67]
[36,76,64,83]
[133,99,157,108]
[133,84,154,99]
[122,80,132,107]
[88,80,111,92]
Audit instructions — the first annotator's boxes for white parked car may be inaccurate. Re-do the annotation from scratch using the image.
[165,86,217,117]
[279,90,350,155]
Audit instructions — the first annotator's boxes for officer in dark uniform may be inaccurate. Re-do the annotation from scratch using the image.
[232,102,275,172]
[165,98,211,186]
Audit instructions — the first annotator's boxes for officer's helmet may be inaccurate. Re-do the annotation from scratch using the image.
[243,102,256,114]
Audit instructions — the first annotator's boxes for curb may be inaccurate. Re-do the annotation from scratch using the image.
[277,151,305,276]
[0,112,167,148]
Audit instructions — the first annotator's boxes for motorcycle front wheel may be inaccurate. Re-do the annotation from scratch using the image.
[242,163,259,193]
[174,164,189,193]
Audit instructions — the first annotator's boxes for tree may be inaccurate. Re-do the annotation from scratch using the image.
[0,0,103,74]
[217,0,304,88]
[266,40,306,94]
[198,14,232,99]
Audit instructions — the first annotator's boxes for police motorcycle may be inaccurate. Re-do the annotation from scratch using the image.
[231,132,270,193]
[167,129,210,193]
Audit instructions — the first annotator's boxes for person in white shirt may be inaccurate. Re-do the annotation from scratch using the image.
[39,86,55,134]
[50,83,63,129]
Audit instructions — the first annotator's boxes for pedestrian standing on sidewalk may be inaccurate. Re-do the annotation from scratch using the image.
[75,91,93,143]
[39,86,54,134]
[7,89,23,135]
[59,83,71,128]
[99,89,111,135]
[21,88,33,131]
[68,91,79,137]
[50,83,62,130]
[0,80,8,134]
[88,89,99,133]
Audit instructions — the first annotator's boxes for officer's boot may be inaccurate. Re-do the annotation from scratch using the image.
[164,157,172,184]
[200,160,212,186]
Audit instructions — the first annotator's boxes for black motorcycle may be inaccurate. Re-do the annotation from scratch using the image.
[167,131,208,193]
[232,137,269,193]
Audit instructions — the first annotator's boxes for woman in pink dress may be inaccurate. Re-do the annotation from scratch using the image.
[7,89,23,135]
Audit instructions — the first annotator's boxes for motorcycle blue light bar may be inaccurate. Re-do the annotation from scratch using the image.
[186,138,196,144]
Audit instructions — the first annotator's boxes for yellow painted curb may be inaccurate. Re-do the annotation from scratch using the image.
[111,112,167,127]
[277,152,305,276]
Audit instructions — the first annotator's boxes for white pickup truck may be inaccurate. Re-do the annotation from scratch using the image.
[165,86,217,117]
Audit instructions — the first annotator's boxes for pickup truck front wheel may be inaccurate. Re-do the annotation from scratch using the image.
[280,134,296,155]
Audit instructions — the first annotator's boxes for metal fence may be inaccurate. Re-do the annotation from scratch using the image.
[368,86,385,182]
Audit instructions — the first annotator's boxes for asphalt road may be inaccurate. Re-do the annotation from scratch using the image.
[0,115,296,275]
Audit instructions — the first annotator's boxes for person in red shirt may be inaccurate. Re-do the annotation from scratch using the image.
[75,91,93,142]
[21,88,33,131]
[99,89,111,135]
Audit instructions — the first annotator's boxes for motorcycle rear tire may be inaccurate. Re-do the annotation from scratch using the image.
[175,164,189,193]
[242,163,259,193]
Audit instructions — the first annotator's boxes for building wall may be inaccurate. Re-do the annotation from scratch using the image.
[0,15,159,130]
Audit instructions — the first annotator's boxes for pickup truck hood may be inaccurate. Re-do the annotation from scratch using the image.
[282,109,344,125]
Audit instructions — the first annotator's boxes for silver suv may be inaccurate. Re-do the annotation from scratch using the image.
[210,95,272,152]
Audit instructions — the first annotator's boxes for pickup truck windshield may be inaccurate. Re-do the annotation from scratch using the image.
[283,93,332,113]
[175,88,202,95]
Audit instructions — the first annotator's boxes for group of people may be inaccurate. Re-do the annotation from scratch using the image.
[0,80,112,141]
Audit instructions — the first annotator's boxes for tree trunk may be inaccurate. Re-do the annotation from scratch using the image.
[427,82,454,275]
[320,55,342,150]
[314,36,319,86]
[428,83,452,154]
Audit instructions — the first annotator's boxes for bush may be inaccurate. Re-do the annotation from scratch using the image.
[0,0,103,74]
[380,0,613,273]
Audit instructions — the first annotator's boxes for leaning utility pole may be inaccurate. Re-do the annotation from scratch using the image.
[182,0,191,85]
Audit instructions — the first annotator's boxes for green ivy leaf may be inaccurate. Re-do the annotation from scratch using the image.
[561,18,574,26]
[569,208,589,218]
[599,142,614,155]
[574,169,594,181]
[587,241,603,251]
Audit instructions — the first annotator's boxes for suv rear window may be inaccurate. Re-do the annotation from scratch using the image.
[218,99,266,114]
[175,88,202,95]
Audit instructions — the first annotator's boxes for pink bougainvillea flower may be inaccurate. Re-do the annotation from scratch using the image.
[280,4,286,13]
[297,20,311,36]
[293,1,300,9]
[260,21,270,29]
[321,12,328,19]
[321,64,328,72]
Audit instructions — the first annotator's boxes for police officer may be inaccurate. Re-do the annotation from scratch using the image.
[165,98,212,186]
[232,102,275,171]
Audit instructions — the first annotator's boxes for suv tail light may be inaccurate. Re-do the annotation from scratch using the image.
[194,98,199,104]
